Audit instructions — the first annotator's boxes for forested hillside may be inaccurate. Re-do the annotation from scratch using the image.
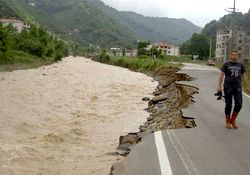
[92,0,201,44]
[1,0,202,48]
[0,0,19,19]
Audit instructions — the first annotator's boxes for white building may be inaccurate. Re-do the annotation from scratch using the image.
[110,48,137,57]
[216,27,250,63]
[0,19,30,32]
[147,41,180,56]
[111,48,123,56]
[215,28,232,62]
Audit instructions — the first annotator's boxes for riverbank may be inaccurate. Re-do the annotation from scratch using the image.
[93,56,198,131]
[0,56,157,175]
[0,59,55,72]
[90,56,199,174]
[0,56,199,175]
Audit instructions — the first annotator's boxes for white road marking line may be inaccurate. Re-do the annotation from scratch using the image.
[154,131,173,175]
[167,130,200,175]
[182,67,219,71]
[243,92,250,98]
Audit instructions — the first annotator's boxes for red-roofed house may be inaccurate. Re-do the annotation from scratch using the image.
[0,19,30,32]
[154,41,180,56]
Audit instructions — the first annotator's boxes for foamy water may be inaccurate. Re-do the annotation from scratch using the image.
[0,57,157,175]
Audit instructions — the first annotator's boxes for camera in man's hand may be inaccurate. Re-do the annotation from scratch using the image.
[214,90,223,100]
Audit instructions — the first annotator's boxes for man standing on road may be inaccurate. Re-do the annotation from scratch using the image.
[217,49,250,129]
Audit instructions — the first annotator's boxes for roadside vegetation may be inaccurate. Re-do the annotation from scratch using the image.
[94,48,194,74]
[0,23,69,71]
[244,64,250,91]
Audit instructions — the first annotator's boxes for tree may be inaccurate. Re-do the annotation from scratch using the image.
[54,39,66,61]
[0,24,8,53]
[180,33,210,59]
[138,40,150,56]
[180,40,191,55]
[122,48,126,57]
[189,33,210,59]
[72,44,79,57]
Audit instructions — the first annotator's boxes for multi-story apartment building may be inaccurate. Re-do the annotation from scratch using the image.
[235,30,250,63]
[215,28,232,62]
[216,27,250,63]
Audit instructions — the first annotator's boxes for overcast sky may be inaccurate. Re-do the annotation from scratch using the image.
[100,0,250,27]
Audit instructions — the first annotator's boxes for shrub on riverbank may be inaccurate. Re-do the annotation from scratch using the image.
[112,57,169,72]
[95,54,182,73]
[0,23,69,65]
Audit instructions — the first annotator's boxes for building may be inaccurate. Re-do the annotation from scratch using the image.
[154,41,180,56]
[125,49,138,57]
[215,28,232,62]
[111,48,123,57]
[235,30,250,63]
[0,19,30,32]
[147,41,180,56]
[110,48,138,57]
[216,27,250,63]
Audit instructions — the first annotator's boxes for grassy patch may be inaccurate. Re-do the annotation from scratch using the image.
[158,55,193,63]
[93,54,196,78]
[244,63,250,92]
[0,51,55,72]
[108,56,182,73]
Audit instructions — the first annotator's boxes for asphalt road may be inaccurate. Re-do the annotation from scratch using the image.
[117,63,250,175]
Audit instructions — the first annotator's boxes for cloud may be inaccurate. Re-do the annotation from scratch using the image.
[101,0,250,27]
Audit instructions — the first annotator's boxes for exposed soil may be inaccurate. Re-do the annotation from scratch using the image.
[140,66,199,131]
[109,65,199,175]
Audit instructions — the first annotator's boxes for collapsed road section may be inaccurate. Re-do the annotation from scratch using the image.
[110,66,199,175]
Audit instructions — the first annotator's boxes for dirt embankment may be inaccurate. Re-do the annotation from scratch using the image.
[140,66,199,131]
[110,65,199,174]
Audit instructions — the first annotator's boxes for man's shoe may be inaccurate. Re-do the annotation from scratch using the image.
[231,112,238,129]
[226,115,231,129]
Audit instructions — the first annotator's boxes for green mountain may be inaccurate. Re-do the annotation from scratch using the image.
[0,0,19,19]
[1,0,202,48]
[120,12,201,44]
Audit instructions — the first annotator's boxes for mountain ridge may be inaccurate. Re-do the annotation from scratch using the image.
[1,0,202,48]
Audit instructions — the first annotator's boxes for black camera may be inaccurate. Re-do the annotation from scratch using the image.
[214,91,223,100]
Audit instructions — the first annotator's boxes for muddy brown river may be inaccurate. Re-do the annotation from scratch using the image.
[0,57,157,175]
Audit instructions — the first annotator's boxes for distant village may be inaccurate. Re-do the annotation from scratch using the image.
[1,17,250,63]
[111,41,180,57]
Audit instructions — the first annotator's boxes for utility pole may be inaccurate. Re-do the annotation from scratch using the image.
[209,37,212,60]
[225,0,237,52]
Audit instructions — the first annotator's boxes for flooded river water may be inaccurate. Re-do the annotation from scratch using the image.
[0,57,157,175]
